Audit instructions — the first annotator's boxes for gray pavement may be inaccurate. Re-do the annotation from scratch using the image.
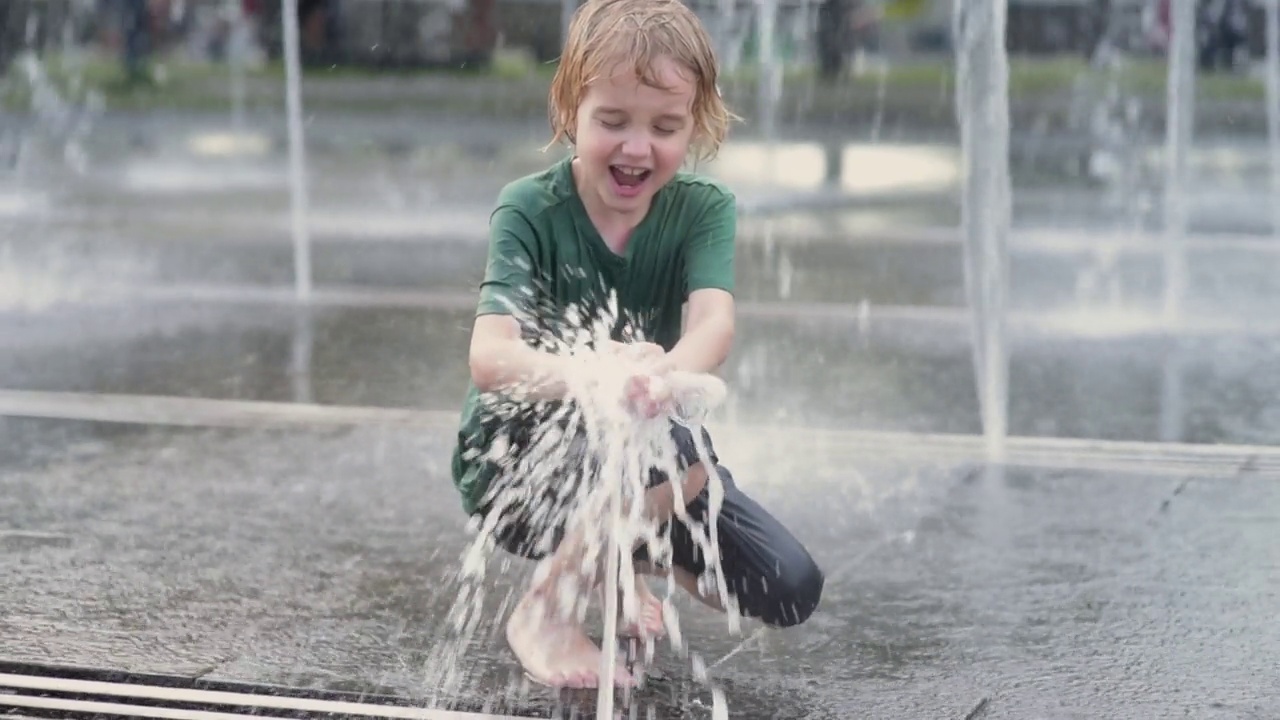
[1,410,1278,718]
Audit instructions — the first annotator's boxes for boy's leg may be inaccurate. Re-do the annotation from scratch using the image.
[478,411,709,688]
[504,463,709,685]
[603,456,710,640]
[474,408,612,688]
[504,517,636,688]
[655,426,825,628]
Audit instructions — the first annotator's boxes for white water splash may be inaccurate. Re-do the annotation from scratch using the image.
[421,293,737,716]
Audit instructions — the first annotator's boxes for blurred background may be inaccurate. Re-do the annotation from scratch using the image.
[4,0,1279,444]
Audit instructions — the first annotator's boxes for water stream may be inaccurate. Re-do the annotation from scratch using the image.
[1163,0,1196,324]
[953,0,1012,460]
[281,0,313,302]
[755,0,781,142]
[1267,0,1280,238]
[227,0,248,133]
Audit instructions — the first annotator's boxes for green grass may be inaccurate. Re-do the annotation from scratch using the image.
[727,56,1264,100]
[3,50,1267,114]
[1108,57,1263,100]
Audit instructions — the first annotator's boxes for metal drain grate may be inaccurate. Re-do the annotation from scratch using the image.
[0,662,525,720]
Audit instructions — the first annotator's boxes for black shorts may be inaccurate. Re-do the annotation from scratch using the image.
[471,402,826,628]
[473,401,712,561]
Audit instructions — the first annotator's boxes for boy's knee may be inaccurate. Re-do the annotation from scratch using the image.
[643,461,708,523]
[681,461,708,504]
[757,553,825,628]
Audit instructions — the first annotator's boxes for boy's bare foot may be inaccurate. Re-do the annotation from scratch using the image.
[507,590,635,689]
[610,574,666,639]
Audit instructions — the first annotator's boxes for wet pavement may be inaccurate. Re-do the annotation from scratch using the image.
[1,412,1278,719]
[11,221,1280,317]
[3,109,1280,718]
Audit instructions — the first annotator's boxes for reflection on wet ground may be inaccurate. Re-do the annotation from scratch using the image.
[5,300,1280,445]
[7,212,1280,333]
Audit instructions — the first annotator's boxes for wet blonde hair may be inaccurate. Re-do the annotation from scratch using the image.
[547,0,736,162]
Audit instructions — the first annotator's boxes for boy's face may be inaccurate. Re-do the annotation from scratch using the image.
[573,55,696,219]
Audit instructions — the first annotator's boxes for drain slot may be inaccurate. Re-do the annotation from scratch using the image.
[0,692,300,720]
[0,666,525,720]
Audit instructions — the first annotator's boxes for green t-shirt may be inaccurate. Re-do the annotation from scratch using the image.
[449,154,737,514]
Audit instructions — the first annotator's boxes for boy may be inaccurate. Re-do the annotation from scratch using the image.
[450,0,824,690]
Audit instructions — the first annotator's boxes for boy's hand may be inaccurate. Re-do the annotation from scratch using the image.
[623,373,672,419]
[607,341,677,418]
[608,340,665,365]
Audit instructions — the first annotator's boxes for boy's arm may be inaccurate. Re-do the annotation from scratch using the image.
[663,289,734,374]
[663,190,737,374]
[468,205,574,400]
[469,314,574,399]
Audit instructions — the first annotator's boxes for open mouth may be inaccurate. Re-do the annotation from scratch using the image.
[609,165,651,190]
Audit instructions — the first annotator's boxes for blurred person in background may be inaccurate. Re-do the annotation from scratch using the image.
[1147,0,1249,73]
[817,0,881,79]
[1196,0,1248,72]
[100,0,155,86]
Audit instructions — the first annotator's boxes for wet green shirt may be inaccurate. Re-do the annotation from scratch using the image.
[449,155,737,514]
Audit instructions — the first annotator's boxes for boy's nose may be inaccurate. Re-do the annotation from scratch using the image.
[619,134,650,160]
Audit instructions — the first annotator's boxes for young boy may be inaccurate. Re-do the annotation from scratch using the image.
[450,0,824,689]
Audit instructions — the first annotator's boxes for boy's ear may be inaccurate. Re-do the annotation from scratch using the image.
[563,110,579,144]
[688,132,715,168]
[682,145,703,171]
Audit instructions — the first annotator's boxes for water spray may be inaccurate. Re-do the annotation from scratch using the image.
[1267,0,1280,239]
[281,0,312,303]
[595,369,728,719]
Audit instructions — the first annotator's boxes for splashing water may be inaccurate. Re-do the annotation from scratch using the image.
[422,294,737,718]
[11,50,100,178]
